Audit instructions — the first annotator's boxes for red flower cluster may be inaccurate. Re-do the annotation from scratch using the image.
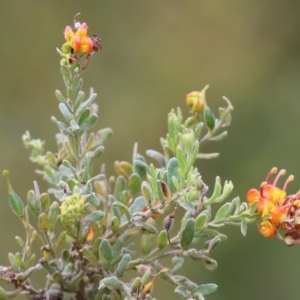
[247,167,300,245]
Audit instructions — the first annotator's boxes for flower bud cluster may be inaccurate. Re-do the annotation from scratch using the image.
[246,167,300,245]
[185,91,204,113]
[60,193,86,224]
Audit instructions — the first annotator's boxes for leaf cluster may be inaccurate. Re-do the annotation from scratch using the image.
[0,58,255,300]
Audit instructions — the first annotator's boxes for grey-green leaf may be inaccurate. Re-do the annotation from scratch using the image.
[180,218,195,249]
[115,253,131,278]
[112,202,131,222]
[167,158,180,193]
[99,239,112,272]
[80,113,98,132]
[214,202,231,222]
[192,283,218,296]
[82,211,105,222]
[146,149,166,167]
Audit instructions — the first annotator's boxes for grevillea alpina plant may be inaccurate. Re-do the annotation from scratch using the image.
[1,14,260,300]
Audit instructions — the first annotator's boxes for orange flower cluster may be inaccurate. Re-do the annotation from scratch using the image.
[64,23,94,55]
[247,167,300,245]
[61,14,102,69]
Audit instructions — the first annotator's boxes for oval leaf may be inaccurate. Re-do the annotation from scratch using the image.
[82,211,104,222]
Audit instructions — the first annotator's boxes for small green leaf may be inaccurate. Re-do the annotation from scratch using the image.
[205,176,222,204]
[110,216,120,232]
[114,175,126,202]
[115,253,131,278]
[180,218,195,249]
[70,120,80,131]
[129,196,146,214]
[192,283,218,296]
[209,131,227,141]
[129,173,141,199]
[241,219,247,236]
[175,145,186,178]
[157,230,168,249]
[48,201,60,231]
[141,181,153,203]
[74,89,84,107]
[51,116,73,136]
[133,220,157,234]
[98,276,121,290]
[76,92,97,117]
[93,127,113,147]
[204,237,221,251]
[80,113,98,132]
[141,232,155,256]
[216,180,234,203]
[55,89,67,102]
[214,202,231,222]
[89,145,104,159]
[82,211,105,222]
[27,190,38,217]
[172,256,184,274]
[60,67,72,82]
[127,258,143,269]
[99,239,112,272]
[40,193,50,212]
[130,277,141,293]
[115,161,133,179]
[204,106,215,131]
[82,246,99,267]
[59,103,73,123]
[174,285,189,298]
[140,269,152,285]
[85,193,100,206]
[173,275,197,289]
[112,202,131,222]
[15,236,25,248]
[177,198,196,215]
[146,149,166,167]
[9,191,24,217]
[167,158,180,193]
[38,213,50,231]
[78,107,90,125]
[133,157,149,181]
[195,211,208,230]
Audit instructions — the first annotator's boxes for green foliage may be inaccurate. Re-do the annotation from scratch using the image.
[0,16,256,300]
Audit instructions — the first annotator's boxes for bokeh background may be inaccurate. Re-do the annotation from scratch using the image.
[1,1,300,299]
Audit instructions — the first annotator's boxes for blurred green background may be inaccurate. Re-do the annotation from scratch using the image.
[1,1,300,299]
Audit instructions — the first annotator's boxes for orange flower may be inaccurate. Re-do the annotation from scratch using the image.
[270,205,289,225]
[246,188,259,203]
[260,184,286,205]
[259,220,276,238]
[257,197,275,216]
